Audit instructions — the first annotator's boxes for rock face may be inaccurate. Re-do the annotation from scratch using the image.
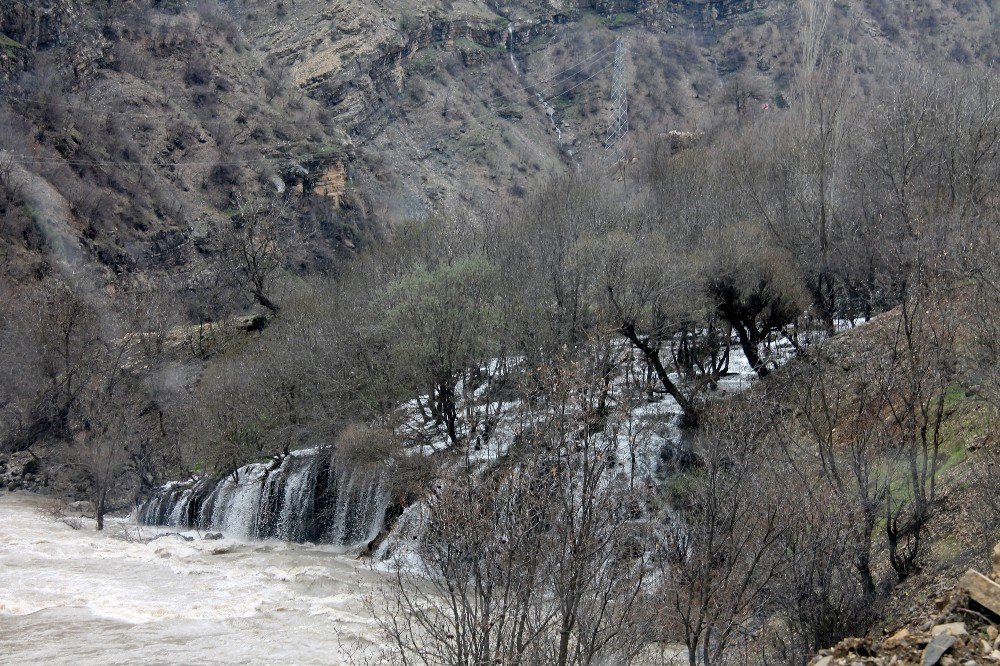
[0,451,39,490]
[249,2,554,131]
[589,0,644,14]
[0,0,108,78]
[0,0,80,51]
[247,0,772,137]
[584,0,767,22]
[312,162,348,206]
[672,0,767,20]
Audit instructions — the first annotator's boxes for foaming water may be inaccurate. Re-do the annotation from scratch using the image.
[0,493,382,665]
[137,451,390,548]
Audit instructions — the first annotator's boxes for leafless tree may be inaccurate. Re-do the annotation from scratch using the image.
[588,216,705,425]
[784,348,890,600]
[372,357,655,665]
[73,341,148,531]
[655,393,787,666]
[878,284,957,578]
[223,190,292,314]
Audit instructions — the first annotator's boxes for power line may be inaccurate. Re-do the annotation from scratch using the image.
[397,57,615,155]
[543,59,616,104]
[2,42,618,169]
[356,40,616,136]
[482,41,617,108]
[2,92,189,119]
[3,149,342,168]
[399,54,615,138]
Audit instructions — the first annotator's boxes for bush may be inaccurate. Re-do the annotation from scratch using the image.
[209,162,242,188]
[111,41,152,79]
[335,422,399,465]
[184,56,212,86]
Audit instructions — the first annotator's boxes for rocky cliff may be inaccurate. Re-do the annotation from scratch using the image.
[1,0,996,290]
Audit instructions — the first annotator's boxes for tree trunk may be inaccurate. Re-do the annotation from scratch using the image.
[857,551,877,601]
[557,618,574,666]
[729,320,769,378]
[620,324,699,427]
[95,490,106,531]
[255,290,280,314]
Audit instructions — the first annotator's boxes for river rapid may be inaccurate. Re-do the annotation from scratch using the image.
[0,492,383,665]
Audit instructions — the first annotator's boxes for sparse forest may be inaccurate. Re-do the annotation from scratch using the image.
[2,0,1000,664]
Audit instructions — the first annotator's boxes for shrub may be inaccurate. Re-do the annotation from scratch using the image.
[184,56,212,86]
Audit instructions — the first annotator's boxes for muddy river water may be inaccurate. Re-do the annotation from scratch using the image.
[0,492,384,665]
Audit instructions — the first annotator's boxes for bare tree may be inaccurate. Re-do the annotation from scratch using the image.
[656,394,787,666]
[223,190,291,314]
[74,354,148,530]
[372,357,654,665]
[785,348,890,601]
[589,217,705,425]
[720,69,769,117]
[878,284,957,578]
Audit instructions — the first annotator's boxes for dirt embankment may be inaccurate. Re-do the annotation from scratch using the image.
[813,545,1000,666]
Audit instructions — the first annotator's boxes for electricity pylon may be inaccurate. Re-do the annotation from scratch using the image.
[605,38,629,163]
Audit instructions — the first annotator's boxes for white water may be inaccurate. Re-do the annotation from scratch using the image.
[138,451,390,548]
[537,92,564,144]
[507,23,519,74]
[505,22,563,145]
[0,493,383,664]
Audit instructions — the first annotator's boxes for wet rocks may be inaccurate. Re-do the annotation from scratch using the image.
[0,451,39,490]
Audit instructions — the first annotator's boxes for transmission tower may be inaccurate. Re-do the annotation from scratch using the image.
[605,38,629,162]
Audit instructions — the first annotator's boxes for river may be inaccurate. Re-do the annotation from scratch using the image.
[0,492,382,665]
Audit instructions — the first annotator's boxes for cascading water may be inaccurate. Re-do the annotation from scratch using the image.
[507,22,564,145]
[537,92,563,144]
[137,449,391,548]
[507,23,519,74]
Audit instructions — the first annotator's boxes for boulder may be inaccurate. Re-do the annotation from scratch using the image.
[922,634,956,666]
[1,451,38,487]
[931,623,968,638]
[959,570,1000,617]
[65,500,95,518]
[886,628,911,645]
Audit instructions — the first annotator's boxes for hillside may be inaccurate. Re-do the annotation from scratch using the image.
[2,0,998,296]
[2,1,1000,664]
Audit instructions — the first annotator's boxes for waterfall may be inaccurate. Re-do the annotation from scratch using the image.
[508,22,563,146]
[137,450,391,547]
[537,93,563,145]
[507,23,519,74]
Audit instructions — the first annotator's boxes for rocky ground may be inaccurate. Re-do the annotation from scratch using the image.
[813,546,1000,666]
[0,450,40,491]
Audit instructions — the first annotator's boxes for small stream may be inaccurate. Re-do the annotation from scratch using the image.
[508,22,564,145]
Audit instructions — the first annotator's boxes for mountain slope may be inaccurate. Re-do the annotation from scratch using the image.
[1,0,997,297]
